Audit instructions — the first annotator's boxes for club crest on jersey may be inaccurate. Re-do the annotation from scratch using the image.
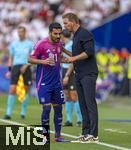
[47,49,51,53]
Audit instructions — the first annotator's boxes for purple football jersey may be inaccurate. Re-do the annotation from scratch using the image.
[30,38,63,91]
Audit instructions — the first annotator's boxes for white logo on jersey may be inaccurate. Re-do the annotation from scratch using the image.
[41,83,45,86]
[41,97,45,103]
[47,49,51,53]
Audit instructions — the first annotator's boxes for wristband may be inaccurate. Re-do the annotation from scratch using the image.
[65,73,70,77]
[8,66,12,72]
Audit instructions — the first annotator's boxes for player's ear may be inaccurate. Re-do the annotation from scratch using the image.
[71,22,74,28]
[49,31,52,36]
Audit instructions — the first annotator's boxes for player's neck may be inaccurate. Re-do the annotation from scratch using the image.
[73,24,80,34]
[48,37,55,44]
[19,37,26,41]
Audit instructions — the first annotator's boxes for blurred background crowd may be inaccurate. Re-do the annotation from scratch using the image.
[0,0,131,101]
[0,0,130,45]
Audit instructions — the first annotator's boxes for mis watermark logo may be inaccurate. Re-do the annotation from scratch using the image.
[0,125,50,150]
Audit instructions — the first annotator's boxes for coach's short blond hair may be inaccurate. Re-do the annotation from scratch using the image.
[62,13,80,24]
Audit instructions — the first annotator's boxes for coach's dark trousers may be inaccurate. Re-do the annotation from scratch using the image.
[75,74,98,137]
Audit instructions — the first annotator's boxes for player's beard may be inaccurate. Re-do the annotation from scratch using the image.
[54,38,60,42]
[50,35,60,43]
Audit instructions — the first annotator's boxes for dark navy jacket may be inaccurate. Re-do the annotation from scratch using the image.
[72,27,98,79]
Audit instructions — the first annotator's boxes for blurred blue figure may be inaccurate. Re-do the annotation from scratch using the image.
[61,29,82,127]
[0,66,10,93]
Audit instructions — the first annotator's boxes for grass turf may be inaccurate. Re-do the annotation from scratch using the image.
[0,94,131,150]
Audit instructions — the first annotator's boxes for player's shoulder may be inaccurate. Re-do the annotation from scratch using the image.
[65,40,73,50]
[10,40,19,47]
[80,27,93,39]
[36,38,48,45]
[81,27,92,35]
[68,40,73,46]
[25,39,34,46]
[34,38,47,49]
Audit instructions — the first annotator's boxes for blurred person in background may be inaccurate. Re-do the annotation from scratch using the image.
[0,41,9,65]
[120,47,129,63]
[127,54,131,96]
[5,26,33,119]
[61,29,82,127]
[108,48,123,95]
[0,0,129,46]
[120,52,131,96]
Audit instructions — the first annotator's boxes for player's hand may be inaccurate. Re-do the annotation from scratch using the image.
[20,65,29,74]
[42,58,55,66]
[63,76,69,86]
[5,71,11,78]
[65,57,77,63]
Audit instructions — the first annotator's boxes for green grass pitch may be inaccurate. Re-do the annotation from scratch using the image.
[0,94,131,150]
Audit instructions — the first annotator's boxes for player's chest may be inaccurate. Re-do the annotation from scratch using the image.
[43,45,61,56]
[14,44,30,55]
[45,44,61,52]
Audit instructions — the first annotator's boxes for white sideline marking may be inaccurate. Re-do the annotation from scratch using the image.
[0,118,131,150]
[105,128,127,134]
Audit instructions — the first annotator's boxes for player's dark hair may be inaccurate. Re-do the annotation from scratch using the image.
[49,22,62,32]
[62,29,71,38]
[17,26,26,32]
[62,13,80,24]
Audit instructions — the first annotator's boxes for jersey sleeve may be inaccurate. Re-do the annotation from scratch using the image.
[30,41,42,58]
[80,31,95,56]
